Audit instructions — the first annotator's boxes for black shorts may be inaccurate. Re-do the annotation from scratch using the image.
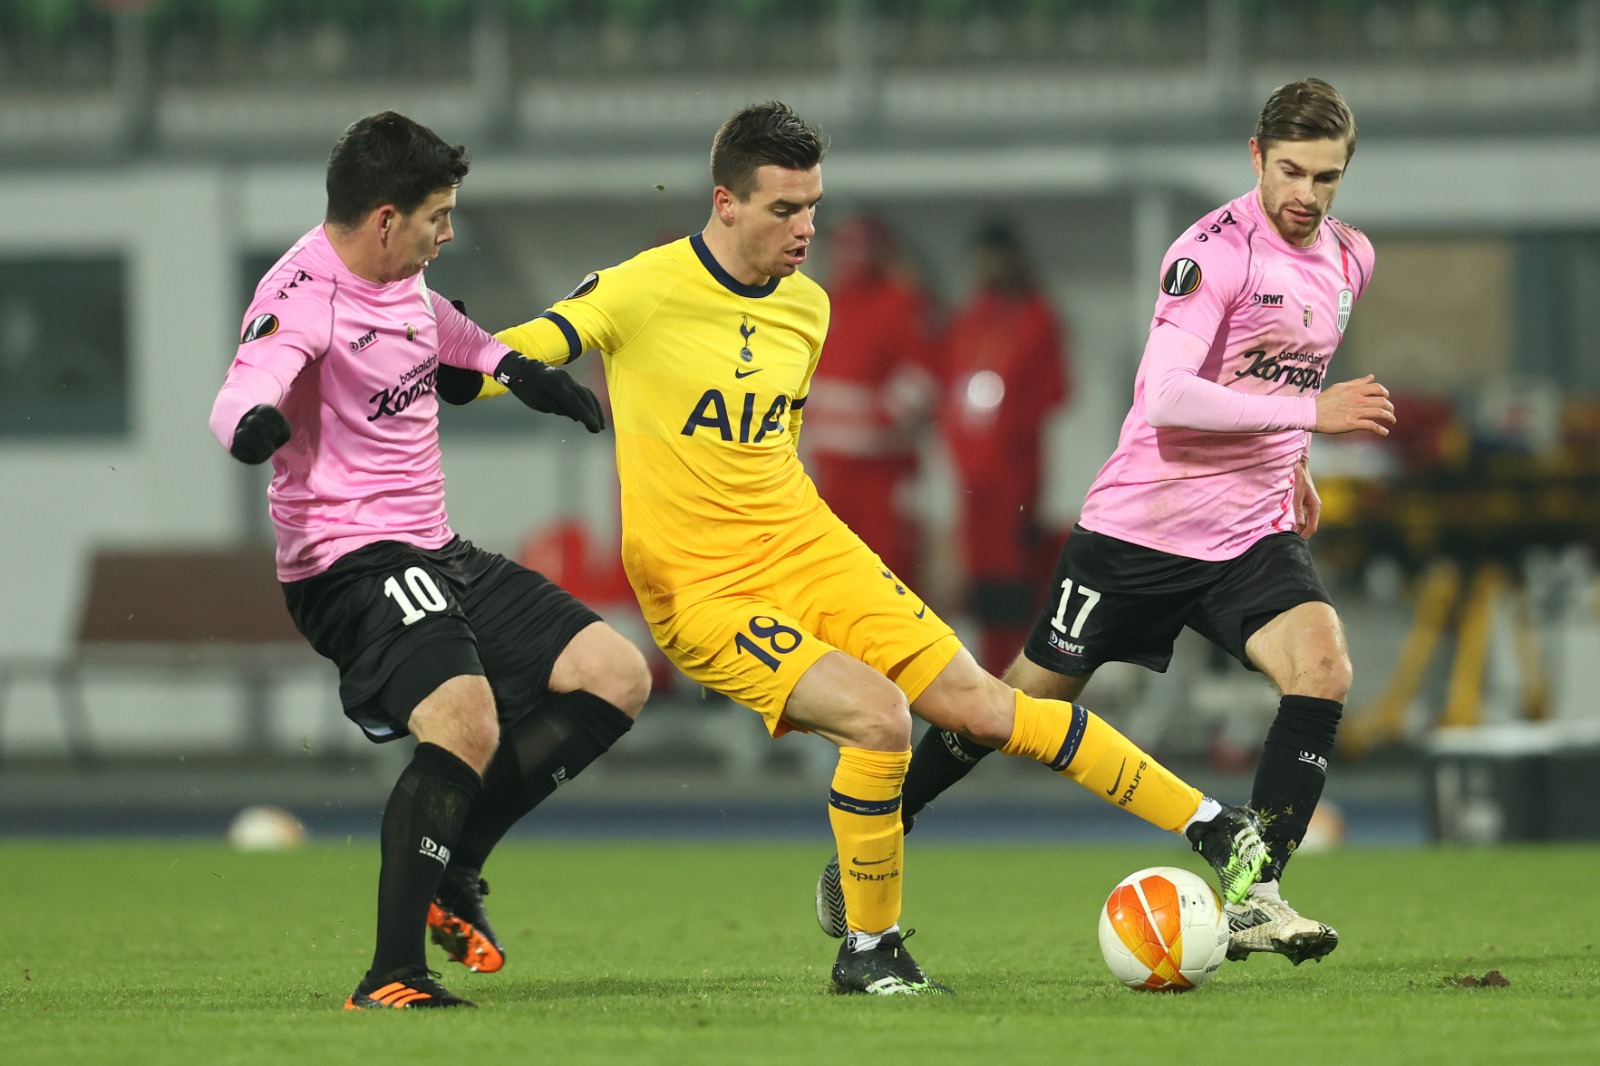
[282,536,601,743]
[1022,526,1331,676]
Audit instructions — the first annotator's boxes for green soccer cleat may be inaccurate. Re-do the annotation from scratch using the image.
[1184,802,1270,905]
[830,930,953,996]
[1226,890,1340,965]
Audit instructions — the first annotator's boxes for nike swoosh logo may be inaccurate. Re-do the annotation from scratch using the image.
[915,605,927,619]
[850,856,893,867]
[1104,758,1126,796]
[734,367,763,378]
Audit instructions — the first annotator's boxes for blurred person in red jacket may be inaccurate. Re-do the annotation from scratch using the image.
[805,211,939,585]
[939,221,1071,671]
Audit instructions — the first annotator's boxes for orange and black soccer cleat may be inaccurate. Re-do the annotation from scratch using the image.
[428,865,505,974]
[344,966,475,1010]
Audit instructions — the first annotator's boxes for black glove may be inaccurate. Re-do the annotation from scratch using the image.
[230,404,291,464]
[493,351,605,433]
[436,362,487,405]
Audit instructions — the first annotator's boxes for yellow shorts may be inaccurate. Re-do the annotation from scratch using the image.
[649,520,962,735]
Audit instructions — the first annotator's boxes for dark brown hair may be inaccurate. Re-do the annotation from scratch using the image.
[1254,79,1357,161]
[325,111,470,227]
[710,101,826,200]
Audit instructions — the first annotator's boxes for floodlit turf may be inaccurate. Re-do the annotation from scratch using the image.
[3,839,1597,1065]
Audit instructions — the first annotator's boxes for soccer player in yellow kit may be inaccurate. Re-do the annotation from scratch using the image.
[443,101,1267,995]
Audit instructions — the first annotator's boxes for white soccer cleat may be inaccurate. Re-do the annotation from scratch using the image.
[1225,889,1339,965]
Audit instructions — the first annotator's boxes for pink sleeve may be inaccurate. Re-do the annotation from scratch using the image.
[435,293,510,373]
[1144,322,1316,433]
[209,281,332,451]
[209,363,289,450]
[1151,208,1249,342]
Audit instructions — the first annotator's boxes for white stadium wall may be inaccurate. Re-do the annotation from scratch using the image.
[3,138,1600,753]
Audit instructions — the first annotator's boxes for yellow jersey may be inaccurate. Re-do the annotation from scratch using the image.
[494,234,832,621]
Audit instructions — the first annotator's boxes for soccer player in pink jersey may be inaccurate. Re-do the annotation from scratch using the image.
[824,79,1395,966]
[209,112,651,1009]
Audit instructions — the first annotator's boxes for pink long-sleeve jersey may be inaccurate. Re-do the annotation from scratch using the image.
[209,225,508,581]
[1078,189,1374,561]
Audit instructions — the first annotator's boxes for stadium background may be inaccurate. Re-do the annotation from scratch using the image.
[3,0,1599,848]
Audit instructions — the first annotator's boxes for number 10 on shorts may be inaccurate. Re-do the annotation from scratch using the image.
[734,616,803,671]
[1050,580,1101,639]
[383,567,448,626]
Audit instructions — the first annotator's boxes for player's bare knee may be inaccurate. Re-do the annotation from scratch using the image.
[1306,651,1352,702]
[594,645,651,718]
[463,715,500,771]
[828,684,912,751]
[452,697,501,771]
[555,622,651,717]
[411,674,500,771]
[853,701,913,751]
[1293,627,1352,700]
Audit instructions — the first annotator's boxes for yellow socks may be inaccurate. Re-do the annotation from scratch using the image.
[828,746,911,935]
[1000,691,1202,834]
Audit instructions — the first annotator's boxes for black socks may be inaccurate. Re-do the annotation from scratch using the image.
[370,741,482,978]
[902,727,996,832]
[1251,694,1342,882]
[451,691,635,870]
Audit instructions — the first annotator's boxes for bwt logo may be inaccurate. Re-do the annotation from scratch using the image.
[1251,293,1285,306]
[1048,633,1085,656]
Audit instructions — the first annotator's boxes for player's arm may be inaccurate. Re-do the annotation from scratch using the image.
[788,394,808,449]
[789,345,823,450]
[435,299,602,432]
[209,311,322,465]
[790,295,829,450]
[211,366,292,464]
[1143,322,1318,433]
[435,305,572,404]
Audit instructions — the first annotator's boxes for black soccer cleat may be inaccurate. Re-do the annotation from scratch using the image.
[816,854,847,939]
[344,966,475,1010]
[428,864,505,974]
[830,930,953,996]
[1184,801,1270,905]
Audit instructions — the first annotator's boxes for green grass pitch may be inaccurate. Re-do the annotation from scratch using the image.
[3,839,1596,1065]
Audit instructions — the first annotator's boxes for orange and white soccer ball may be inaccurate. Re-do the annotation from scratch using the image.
[1098,866,1229,992]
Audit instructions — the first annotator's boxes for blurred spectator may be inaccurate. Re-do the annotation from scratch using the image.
[937,222,1071,671]
[807,211,939,585]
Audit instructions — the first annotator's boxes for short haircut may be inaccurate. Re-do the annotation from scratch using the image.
[324,111,470,228]
[1254,79,1358,161]
[710,101,826,200]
